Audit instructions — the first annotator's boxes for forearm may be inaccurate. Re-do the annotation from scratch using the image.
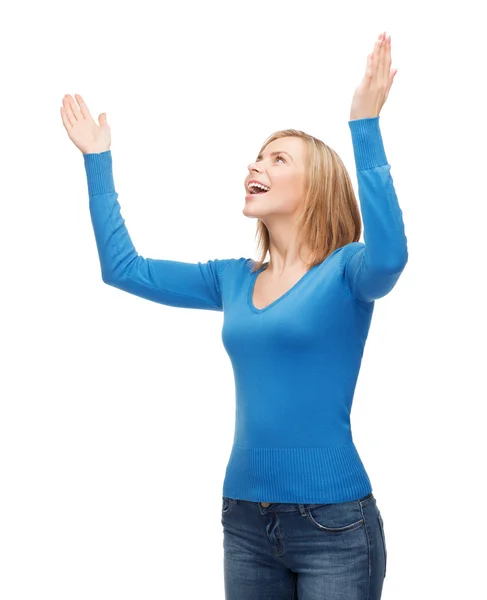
[345,116,408,302]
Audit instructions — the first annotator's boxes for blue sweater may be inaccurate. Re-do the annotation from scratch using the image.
[83,116,408,504]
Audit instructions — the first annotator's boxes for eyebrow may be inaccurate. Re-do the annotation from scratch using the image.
[256,150,292,161]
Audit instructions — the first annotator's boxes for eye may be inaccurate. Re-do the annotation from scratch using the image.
[254,155,286,164]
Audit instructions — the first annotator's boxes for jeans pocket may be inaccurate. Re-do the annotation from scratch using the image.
[222,496,234,517]
[305,502,365,533]
[377,512,387,577]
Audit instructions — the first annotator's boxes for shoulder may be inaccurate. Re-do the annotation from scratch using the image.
[315,243,364,272]
[214,257,251,279]
[338,242,365,271]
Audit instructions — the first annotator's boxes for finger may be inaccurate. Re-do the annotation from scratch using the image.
[378,34,389,85]
[388,68,398,91]
[67,94,83,122]
[384,68,397,100]
[62,96,77,127]
[372,32,386,79]
[384,34,392,81]
[75,93,92,120]
[367,40,379,79]
[365,53,374,78]
[371,37,383,85]
[378,36,386,83]
[60,106,71,130]
[372,35,381,73]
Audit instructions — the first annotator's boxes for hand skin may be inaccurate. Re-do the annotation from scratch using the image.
[349,31,398,121]
[60,93,111,155]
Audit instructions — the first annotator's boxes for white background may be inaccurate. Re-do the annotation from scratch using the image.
[1,1,486,598]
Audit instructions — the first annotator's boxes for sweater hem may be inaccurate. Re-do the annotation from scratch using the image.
[222,443,373,504]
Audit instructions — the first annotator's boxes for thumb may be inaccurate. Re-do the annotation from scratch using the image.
[98,112,108,126]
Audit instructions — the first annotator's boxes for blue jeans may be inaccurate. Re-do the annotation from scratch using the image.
[221,492,387,599]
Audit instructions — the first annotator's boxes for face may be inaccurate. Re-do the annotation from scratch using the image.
[244,136,308,222]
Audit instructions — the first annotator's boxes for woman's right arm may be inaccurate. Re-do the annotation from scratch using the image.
[84,150,233,311]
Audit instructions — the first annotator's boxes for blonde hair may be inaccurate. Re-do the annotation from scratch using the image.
[250,128,362,273]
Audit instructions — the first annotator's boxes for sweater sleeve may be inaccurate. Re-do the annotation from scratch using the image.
[83,150,233,311]
[341,116,408,304]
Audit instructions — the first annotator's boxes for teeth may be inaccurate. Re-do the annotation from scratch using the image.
[248,182,270,193]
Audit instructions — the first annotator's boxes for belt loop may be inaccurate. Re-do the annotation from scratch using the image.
[298,503,307,517]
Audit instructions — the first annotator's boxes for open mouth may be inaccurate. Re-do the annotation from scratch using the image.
[248,183,271,195]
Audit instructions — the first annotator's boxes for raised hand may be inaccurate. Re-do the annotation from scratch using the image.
[349,32,398,121]
[60,94,111,155]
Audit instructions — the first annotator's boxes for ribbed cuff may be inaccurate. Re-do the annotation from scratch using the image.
[348,116,388,171]
[83,150,115,196]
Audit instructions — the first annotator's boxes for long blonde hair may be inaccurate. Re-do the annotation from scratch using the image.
[250,128,362,273]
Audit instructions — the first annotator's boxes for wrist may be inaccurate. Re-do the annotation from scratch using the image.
[83,147,110,155]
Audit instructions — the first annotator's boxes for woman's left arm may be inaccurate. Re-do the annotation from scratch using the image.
[343,31,408,304]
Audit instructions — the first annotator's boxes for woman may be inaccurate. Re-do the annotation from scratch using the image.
[61,31,406,600]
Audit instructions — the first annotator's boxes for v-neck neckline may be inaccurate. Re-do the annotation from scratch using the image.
[247,263,319,314]
[247,247,344,314]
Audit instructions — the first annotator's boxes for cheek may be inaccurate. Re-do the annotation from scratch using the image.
[277,174,304,192]
[273,177,304,201]
[271,191,304,212]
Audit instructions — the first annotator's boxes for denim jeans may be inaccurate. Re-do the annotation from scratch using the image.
[221,492,387,600]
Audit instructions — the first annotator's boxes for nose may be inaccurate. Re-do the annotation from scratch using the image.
[247,161,263,175]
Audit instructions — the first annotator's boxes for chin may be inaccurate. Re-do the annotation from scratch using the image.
[243,203,266,217]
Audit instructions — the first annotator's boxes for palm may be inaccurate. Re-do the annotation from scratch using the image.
[349,33,397,121]
[61,94,111,155]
